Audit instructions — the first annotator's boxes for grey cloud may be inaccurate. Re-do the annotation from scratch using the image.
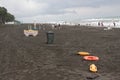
[4,0,120,17]
[34,0,120,15]
[1,0,120,22]
[35,0,120,8]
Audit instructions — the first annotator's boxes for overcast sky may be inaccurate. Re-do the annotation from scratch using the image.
[0,0,120,23]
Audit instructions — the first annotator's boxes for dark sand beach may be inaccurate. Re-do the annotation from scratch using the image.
[0,24,120,80]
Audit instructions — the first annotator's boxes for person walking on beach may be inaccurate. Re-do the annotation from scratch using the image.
[101,22,104,27]
[113,22,116,27]
[58,24,61,29]
[98,22,100,26]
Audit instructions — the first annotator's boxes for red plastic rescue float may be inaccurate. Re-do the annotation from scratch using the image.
[83,56,99,61]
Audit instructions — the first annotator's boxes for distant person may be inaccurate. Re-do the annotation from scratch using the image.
[78,24,80,26]
[98,22,100,26]
[113,22,116,27]
[58,24,61,29]
[54,25,57,29]
[101,22,104,27]
[52,24,55,29]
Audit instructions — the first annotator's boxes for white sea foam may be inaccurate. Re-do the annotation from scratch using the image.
[77,17,120,28]
[47,17,120,28]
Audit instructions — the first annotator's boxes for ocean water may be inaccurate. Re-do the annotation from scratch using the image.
[48,16,120,28]
[77,17,120,28]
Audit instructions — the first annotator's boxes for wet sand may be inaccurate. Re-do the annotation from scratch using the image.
[0,24,120,80]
